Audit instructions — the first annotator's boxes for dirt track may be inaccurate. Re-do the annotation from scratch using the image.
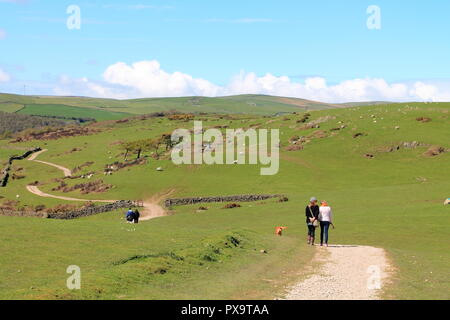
[28,149,72,177]
[141,189,175,221]
[26,149,169,220]
[283,245,393,300]
[26,185,116,203]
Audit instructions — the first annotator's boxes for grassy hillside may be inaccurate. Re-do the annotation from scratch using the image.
[0,93,344,119]
[0,102,449,299]
[341,101,395,107]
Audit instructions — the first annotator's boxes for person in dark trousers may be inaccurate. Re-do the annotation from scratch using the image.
[318,200,334,247]
[305,197,320,245]
[133,209,140,224]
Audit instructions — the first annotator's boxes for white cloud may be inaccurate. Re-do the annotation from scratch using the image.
[410,82,438,101]
[0,68,11,82]
[305,77,327,90]
[224,73,414,102]
[102,60,221,97]
[53,75,131,99]
[52,60,450,102]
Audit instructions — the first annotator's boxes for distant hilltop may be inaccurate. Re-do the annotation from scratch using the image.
[0,92,397,121]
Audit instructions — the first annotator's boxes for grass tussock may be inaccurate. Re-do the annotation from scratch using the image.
[33,232,249,300]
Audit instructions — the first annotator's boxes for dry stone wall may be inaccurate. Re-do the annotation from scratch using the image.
[0,147,42,187]
[0,200,138,220]
[164,194,281,207]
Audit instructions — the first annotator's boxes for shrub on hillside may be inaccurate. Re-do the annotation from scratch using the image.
[222,203,242,209]
[353,132,366,138]
[168,114,194,122]
[416,117,432,123]
[13,126,100,142]
[424,146,446,157]
[296,113,311,123]
[286,144,304,151]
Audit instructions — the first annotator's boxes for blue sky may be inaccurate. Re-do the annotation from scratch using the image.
[1,0,450,102]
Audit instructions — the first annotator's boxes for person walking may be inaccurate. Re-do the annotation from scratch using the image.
[133,209,140,224]
[305,197,319,245]
[318,200,333,247]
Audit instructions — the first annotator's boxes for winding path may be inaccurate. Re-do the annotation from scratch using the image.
[283,245,393,300]
[26,149,168,220]
[28,149,72,177]
[26,185,116,203]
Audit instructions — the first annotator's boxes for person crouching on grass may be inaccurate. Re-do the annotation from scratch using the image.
[318,200,334,247]
[305,197,320,245]
[126,208,135,224]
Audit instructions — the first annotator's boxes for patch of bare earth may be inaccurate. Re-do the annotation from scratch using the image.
[283,245,394,300]
[140,189,175,221]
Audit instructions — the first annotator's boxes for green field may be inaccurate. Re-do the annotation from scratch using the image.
[0,101,449,299]
[0,102,24,113]
[0,93,348,119]
[17,104,130,121]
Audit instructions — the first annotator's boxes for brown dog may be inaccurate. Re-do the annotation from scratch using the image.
[275,226,288,236]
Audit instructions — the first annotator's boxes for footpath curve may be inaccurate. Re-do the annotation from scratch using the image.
[26,149,168,220]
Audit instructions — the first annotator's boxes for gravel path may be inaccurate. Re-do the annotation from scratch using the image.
[284,245,392,300]
[27,149,47,161]
[28,149,72,177]
[26,185,117,203]
[140,189,174,221]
